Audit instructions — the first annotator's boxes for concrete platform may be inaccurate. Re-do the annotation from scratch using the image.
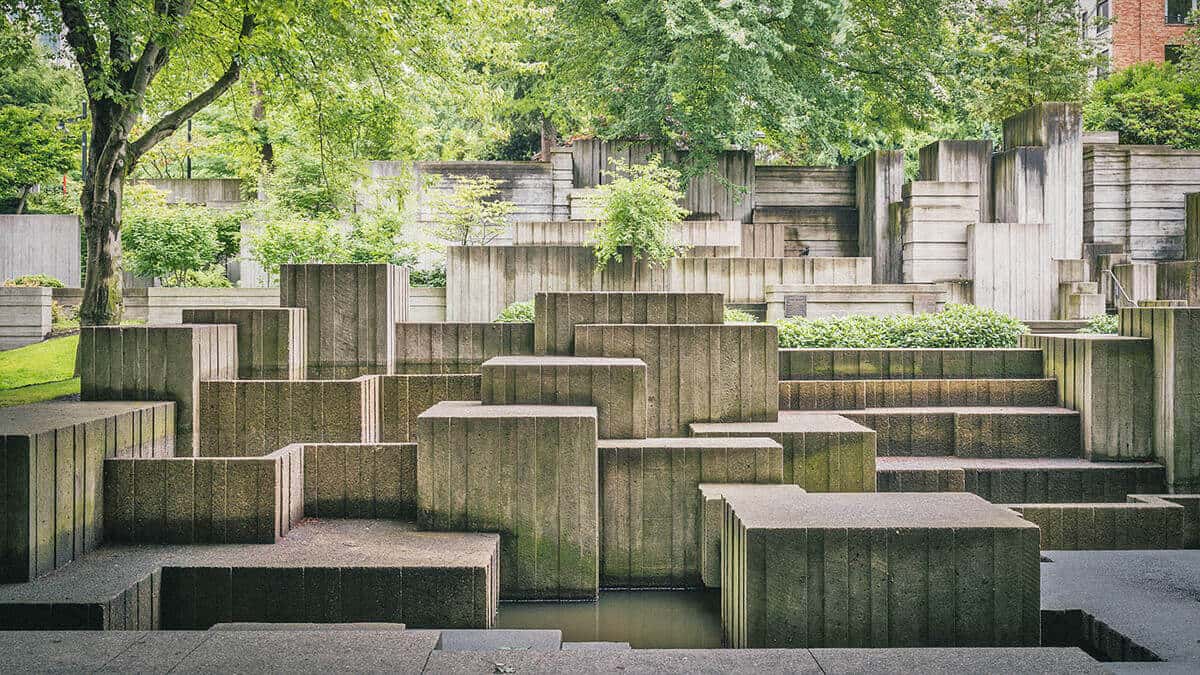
[533,291,724,355]
[877,457,1168,503]
[0,519,498,630]
[697,484,806,588]
[690,412,875,491]
[778,347,1044,381]
[1010,497,1191,550]
[722,492,1041,648]
[779,378,1058,410]
[841,406,1082,458]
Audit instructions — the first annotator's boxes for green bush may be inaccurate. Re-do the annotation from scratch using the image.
[1078,313,1119,334]
[775,304,1028,348]
[427,175,514,246]
[4,273,64,287]
[723,307,758,323]
[409,264,447,288]
[246,211,344,280]
[1084,62,1200,149]
[494,300,534,323]
[161,265,233,288]
[587,156,688,270]
[121,184,228,285]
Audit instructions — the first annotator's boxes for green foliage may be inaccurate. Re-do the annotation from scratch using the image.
[0,105,77,211]
[775,304,1029,348]
[409,264,447,288]
[120,185,225,285]
[246,211,344,279]
[723,307,758,323]
[161,265,233,288]
[428,175,515,246]
[341,208,421,267]
[1084,63,1200,149]
[24,178,81,215]
[587,156,688,270]
[263,152,351,217]
[1078,313,1119,334]
[4,273,64,288]
[494,300,535,323]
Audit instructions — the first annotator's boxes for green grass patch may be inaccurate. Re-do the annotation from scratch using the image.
[0,335,80,406]
[0,378,80,406]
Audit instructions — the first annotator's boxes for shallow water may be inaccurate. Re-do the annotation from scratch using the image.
[495,589,723,649]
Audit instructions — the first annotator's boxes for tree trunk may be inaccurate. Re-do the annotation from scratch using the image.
[79,173,124,326]
[15,185,30,214]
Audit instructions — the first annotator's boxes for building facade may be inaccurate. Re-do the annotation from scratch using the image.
[1081,0,1196,70]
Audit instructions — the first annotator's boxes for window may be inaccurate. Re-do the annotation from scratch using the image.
[1166,45,1185,63]
[1096,0,1110,33]
[1167,0,1198,25]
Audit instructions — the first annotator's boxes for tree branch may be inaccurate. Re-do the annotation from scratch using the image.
[58,0,105,98]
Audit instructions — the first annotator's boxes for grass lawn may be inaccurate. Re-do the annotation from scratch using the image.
[0,335,80,407]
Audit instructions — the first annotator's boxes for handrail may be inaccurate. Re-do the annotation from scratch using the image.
[1104,268,1136,309]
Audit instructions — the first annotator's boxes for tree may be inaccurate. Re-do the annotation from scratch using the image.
[120,184,224,285]
[427,176,515,246]
[0,106,77,212]
[586,156,687,270]
[1084,62,1200,148]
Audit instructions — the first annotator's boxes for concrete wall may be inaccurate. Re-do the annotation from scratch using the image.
[900,181,981,282]
[124,287,280,324]
[967,222,1056,320]
[0,287,52,350]
[1156,260,1200,305]
[992,147,1047,226]
[377,373,480,443]
[533,291,723,355]
[1002,102,1084,261]
[753,166,857,256]
[446,245,870,322]
[919,140,994,222]
[1084,146,1200,261]
[764,284,947,321]
[181,308,307,380]
[138,179,243,209]
[778,347,1044,381]
[302,443,417,519]
[1112,262,1158,305]
[0,401,174,582]
[856,151,905,283]
[512,219,741,248]
[0,214,80,286]
[1011,498,1185,550]
[407,287,446,322]
[394,322,533,374]
[1187,192,1199,259]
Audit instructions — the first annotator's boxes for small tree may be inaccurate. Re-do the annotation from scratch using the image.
[427,175,514,246]
[120,185,223,286]
[587,155,688,270]
[246,211,344,281]
[0,106,76,213]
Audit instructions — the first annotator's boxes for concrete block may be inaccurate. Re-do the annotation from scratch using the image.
[280,263,408,378]
[691,412,875,491]
[856,151,905,283]
[182,307,306,379]
[899,181,980,283]
[1157,260,1200,305]
[1010,498,1185,550]
[377,374,480,443]
[0,287,51,349]
[0,402,174,582]
[394,322,533,374]
[779,348,1044,381]
[302,443,416,519]
[598,437,783,587]
[481,356,648,439]
[779,378,1058,410]
[1188,192,1200,260]
[698,483,805,588]
[722,492,1041,648]
[764,284,948,321]
[968,222,1056,320]
[124,288,279,324]
[919,140,994,222]
[417,401,599,599]
[1002,102,1083,261]
[533,291,723,355]
[843,407,1081,459]
[80,325,237,456]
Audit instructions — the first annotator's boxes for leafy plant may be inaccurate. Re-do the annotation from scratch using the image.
[1078,313,1119,334]
[246,211,344,281]
[1084,63,1200,149]
[0,105,77,213]
[428,175,515,246]
[775,304,1029,349]
[4,273,64,288]
[494,300,534,323]
[342,208,420,267]
[161,265,233,288]
[723,307,758,323]
[587,156,688,270]
[120,185,224,286]
[409,264,447,288]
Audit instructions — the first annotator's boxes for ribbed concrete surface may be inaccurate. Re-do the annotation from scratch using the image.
[533,291,723,355]
[182,307,307,380]
[779,378,1058,410]
[779,348,1043,381]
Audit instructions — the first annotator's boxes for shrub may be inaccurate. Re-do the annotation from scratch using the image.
[161,265,233,288]
[1084,62,1200,149]
[587,156,688,270]
[4,273,64,287]
[1078,313,1119,334]
[409,264,447,288]
[774,304,1028,348]
[247,212,344,280]
[494,300,534,323]
[121,185,226,285]
[723,307,758,323]
[427,175,514,246]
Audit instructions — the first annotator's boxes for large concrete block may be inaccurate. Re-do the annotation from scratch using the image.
[968,222,1055,320]
[182,307,307,380]
[856,150,905,283]
[1009,499,1184,550]
[575,324,778,437]
[992,147,1046,226]
[197,377,381,457]
[843,407,1080,459]
[779,378,1058,411]
[690,412,875,491]
[0,287,51,349]
[302,443,416,519]
[697,483,805,588]
[104,444,304,544]
[722,492,1041,648]
[1020,334,1154,461]
[598,437,783,587]
[0,402,174,582]
[1003,102,1084,261]
[1156,260,1200,305]
[279,263,408,378]
[378,374,480,443]
[1120,307,1200,491]
[394,322,533,374]
[764,284,947,321]
[533,291,723,355]
[481,356,647,439]
[124,288,280,324]
[919,140,994,222]
[417,401,599,599]
[899,181,981,283]
[80,325,237,456]
[778,348,1044,381]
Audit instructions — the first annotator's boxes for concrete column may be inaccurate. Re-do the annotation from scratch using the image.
[919,140,994,222]
[1002,102,1084,260]
[855,150,905,283]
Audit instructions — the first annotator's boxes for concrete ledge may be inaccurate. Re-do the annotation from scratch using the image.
[124,288,280,324]
[378,374,481,443]
[690,412,876,491]
[0,402,175,582]
[780,378,1058,410]
[698,484,805,588]
[394,322,533,374]
[303,443,416,519]
[764,284,947,321]
[598,438,784,587]
[533,291,723,355]
[182,307,307,380]
[1131,494,1200,547]
[1008,499,1185,550]
[841,406,1081,458]
[482,356,648,439]
[0,287,51,350]
[779,348,1043,381]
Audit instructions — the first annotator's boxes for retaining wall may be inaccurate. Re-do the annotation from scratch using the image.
[0,287,52,350]
[0,214,80,286]
[124,287,280,324]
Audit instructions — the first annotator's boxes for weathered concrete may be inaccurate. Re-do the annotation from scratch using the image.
[697,483,805,588]
[197,377,381,457]
[0,402,175,582]
[1112,261,1158,306]
[80,324,237,457]
[124,288,280,324]
[723,492,1041,648]
[779,378,1058,411]
[482,356,648,439]
[598,437,784,587]
[279,263,408,378]
[575,324,778,437]
[394,322,533,373]
[992,147,1046,227]
[764,284,946,320]
[919,140,994,222]
[856,151,906,284]
[967,222,1055,320]
[417,401,598,599]
[779,348,1044,381]
[690,412,875,491]
[1120,307,1200,491]
[900,181,981,282]
[0,214,80,286]
[533,291,723,355]
[104,444,304,544]
[378,374,480,443]
[876,456,1167,503]
[302,443,417,519]
[1188,192,1200,259]
[0,287,51,349]
[1156,260,1200,305]
[1020,334,1154,461]
[0,519,498,630]
[1003,102,1084,261]
[1010,498,1186,550]
[182,307,307,380]
[841,406,1080,458]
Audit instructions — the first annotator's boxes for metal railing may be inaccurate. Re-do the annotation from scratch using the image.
[1105,268,1137,309]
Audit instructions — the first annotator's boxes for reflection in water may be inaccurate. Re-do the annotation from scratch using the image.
[495,589,723,649]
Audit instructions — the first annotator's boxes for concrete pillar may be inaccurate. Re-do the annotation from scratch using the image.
[855,150,905,283]
[182,307,307,380]
[1187,193,1200,260]
[919,140,994,222]
[1002,102,1084,261]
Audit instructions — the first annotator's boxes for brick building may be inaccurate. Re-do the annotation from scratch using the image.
[1080,0,1196,70]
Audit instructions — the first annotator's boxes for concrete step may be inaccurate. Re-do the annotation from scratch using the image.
[779,347,1044,381]
[560,641,633,650]
[0,519,499,631]
[779,378,1058,410]
[436,629,562,652]
[1008,496,1198,550]
[840,406,1081,458]
[1024,319,1090,334]
[876,457,1167,503]
[480,355,649,439]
